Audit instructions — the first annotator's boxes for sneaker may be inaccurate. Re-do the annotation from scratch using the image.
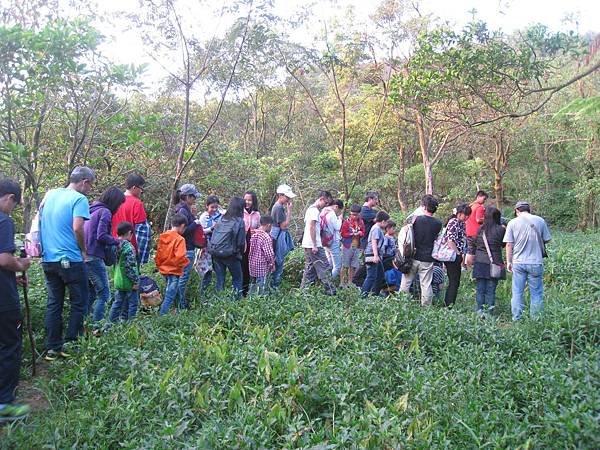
[44,349,73,361]
[0,403,31,422]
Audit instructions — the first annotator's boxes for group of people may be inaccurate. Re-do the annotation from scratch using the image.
[0,168,551,422]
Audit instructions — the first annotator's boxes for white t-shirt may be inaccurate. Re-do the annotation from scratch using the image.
[322,207,342,242]
[302,204,322,248]
[503,213,551,264]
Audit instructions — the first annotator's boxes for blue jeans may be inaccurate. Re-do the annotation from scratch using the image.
[177,250,195,308]
[361,262,384,297]
[476,278,498,312]
[325,241,342,279]
[511,263,544,320]
[86,257,111,322]
[271,259,284,289]
[249,275,269,296]
[0,309,22,404]
[159,275,185,315]
[109,290,139,322]
[42,261,88,351]
[213,256,243,298]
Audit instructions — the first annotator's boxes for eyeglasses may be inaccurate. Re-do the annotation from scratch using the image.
[136,186,145,193]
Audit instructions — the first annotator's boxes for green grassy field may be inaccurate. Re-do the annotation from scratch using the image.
[1,232,599,448]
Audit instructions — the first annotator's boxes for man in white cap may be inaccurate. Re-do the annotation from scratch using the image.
[269,184,296,289]
[504,201,552,321]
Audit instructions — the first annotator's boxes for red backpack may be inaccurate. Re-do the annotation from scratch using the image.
[319,209,335,248]
[193,226,206,248]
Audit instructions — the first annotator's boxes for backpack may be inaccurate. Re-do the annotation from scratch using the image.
[138,275,162,307]
[193,226,206,248]
[397,217,416,258]
[319,209,335,248]
[104,244,118,266]
[208,218,239,258]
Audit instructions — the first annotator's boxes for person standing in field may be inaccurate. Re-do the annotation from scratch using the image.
[468,206,506,317]
[321,199,344,281]
[40,166,94,360]
[84,187,125,326]
[504,201,552,321]
[242,191,261,296]
[111,173,151,266]
[399,196,442,306]
[361,211,390,297]
[465,190,488,265]
[198,195,224,292]
[248,215,276,295]
[442,203,471,308]
[270,184,296,290]
[360,191,379,249]
[0,179,32,422]
[109,221,140,322]
[174,183,202,309]
[300,190,336,295]
[340,204,365,288]
[156,214,190,315]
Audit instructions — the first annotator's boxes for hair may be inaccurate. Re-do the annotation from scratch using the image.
[224,196,245,219]
[385,221,396,231]
[516,204,531,213]
[420,194,434,206]
[423,196,439,214]
[365,190,379,202]
[125,173,145,190]
[174,191,194,204]
[331,199,344,209]
[317,190,333,201]
[446,202,472,225]
[116,221,133,236]
[260,215,273,226]
[171,213,188,228]
[69,166,96,184]
[375,211,390,222]
[350,204,361,214]
[244,190,259,212]
[476,190,489,199]
[480,206,502,236]
[98,187,125,214]
[205,195,220,208]
[0,179,22,204]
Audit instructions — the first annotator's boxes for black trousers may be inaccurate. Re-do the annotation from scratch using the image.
[0,309,23,404]
[444,255,463,307]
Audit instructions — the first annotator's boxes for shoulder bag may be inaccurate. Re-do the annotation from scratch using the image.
[482,231,505,279]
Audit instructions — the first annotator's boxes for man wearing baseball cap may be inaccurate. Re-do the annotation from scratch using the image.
[504,201,552,321]
[269,184,296,289]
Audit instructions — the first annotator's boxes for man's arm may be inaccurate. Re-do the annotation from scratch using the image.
[309,220,318,253]
[73,216,87,259]
[506,243,513,272]
[280,204,292,229]
[0,252,30,272]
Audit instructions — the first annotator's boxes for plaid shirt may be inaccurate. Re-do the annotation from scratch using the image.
[249,229,275,277]
[135,221,151,265]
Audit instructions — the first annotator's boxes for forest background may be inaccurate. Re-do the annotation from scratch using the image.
[1,0,599,236]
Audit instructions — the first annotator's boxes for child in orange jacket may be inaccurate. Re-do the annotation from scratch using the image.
[156,214,189,315]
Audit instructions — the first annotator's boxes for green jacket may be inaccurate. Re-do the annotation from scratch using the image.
[114,240,139,291]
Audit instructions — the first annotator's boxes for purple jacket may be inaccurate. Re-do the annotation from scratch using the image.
[84,201,119,260]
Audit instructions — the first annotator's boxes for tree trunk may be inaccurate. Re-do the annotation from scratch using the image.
[396,143,408,212]
[415,112,434,194]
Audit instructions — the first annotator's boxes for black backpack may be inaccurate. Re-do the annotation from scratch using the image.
[207,218,239,258]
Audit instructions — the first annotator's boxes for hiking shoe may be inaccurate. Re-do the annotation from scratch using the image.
[44,349,73,361]
[0,403,31,422]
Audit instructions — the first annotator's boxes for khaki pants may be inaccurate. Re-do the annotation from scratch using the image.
[400,260,434,306]
[301,248,336,295]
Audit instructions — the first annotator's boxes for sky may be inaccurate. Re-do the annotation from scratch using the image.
[90,0,600,92]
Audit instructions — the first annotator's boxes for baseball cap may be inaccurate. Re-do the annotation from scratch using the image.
[276,184,296,199]
[515,201,530,209]
[180,183,201,198]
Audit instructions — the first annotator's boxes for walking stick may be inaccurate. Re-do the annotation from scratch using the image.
[19,248,36,376]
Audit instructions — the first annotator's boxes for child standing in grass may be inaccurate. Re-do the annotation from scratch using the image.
[155,214,189,316]
[248,215,276,295]
[109,222,140,323]
[361,210,390,297]
[340,204,365,287]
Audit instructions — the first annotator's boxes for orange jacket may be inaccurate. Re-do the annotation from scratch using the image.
[155,230,189,276]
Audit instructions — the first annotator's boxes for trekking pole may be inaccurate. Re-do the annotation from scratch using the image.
[19,248,36,376]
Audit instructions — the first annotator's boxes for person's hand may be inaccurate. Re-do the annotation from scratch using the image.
[18,257,32,272]
[16,274,28,287]
[311,247,318,255]
[132,283,139,291]
[507,262,513,273]
[373,255,380,264]
[195,219,202,225]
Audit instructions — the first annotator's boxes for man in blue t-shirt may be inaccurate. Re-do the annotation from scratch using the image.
[40,166,95,360]
[0,179,32,422]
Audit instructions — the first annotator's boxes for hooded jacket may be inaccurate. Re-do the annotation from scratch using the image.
[84,201,120,260]
[155,230,189,276]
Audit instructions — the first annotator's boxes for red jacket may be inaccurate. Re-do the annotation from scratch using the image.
[341,216,365,249]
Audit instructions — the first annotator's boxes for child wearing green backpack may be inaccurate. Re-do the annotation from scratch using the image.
[109,222,140,323]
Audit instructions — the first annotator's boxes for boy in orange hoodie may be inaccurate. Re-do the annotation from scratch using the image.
[155,214,189,315]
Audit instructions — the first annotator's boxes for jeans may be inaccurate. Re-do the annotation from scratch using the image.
[177,250,195,309]
[109,290,139,322]
[325,240,342,279]
[444,255,463,307]
[213,256,243,298]
[86,257,111,322]
[300,248,336,295]
[42,261,88,351]
[271,260,284,290]
[511,263,544,320]
[400,260,434,306]
[0,309,22,404]
[242,246,251,297]
[476,278,498,312]
[361,262,384,297]
[249,275,269,296]
[159,275,185,315]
